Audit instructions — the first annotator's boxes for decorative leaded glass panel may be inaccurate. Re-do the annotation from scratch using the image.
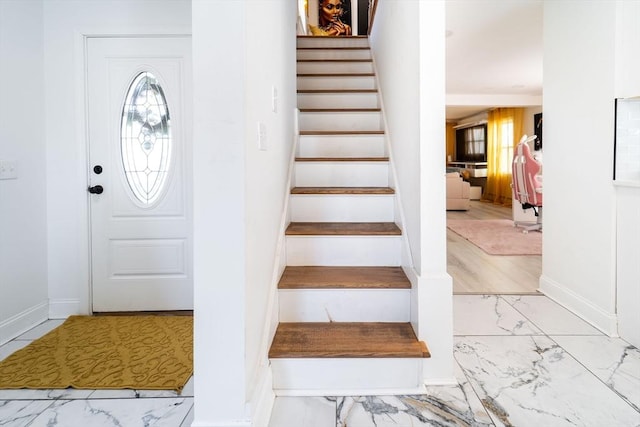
[121,72,171,205]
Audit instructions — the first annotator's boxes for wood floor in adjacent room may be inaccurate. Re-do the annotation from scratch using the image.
[447,201,542,294]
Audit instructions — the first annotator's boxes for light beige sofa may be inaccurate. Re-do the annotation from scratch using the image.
[446,172,471,210]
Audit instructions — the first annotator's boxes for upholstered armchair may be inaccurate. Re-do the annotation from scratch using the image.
[446,172,471,210]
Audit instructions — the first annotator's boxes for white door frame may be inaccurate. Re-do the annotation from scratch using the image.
[72,29,191,316]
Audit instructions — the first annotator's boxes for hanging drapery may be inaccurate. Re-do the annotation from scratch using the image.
[482,108,524,206]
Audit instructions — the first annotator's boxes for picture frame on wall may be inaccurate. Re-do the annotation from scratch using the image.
[309,0,353,36]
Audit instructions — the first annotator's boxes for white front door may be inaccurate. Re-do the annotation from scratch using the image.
[87,37,192,312]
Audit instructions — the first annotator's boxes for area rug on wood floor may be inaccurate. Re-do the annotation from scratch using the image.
[447,219,542,255]
[0,315,192,393]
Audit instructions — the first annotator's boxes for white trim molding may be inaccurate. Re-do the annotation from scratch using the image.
[48,298,81,319]
[540,275,618,336]
[0,301,49,345]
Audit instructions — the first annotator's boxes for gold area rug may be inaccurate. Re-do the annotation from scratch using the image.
[0,315,192,393]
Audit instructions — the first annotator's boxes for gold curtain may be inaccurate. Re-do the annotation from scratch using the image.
[482,108,524,206]
[445,122,456,164]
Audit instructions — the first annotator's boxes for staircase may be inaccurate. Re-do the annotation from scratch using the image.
[268,36,430,395]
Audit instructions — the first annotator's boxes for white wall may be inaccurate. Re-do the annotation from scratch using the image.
[0,0,49,344]
[370,0,453,383]
[371,1,422,270]
[243,0,297,415]
[541,2,618,334]
[42,0,191,318]
[614,0,640,348]
[193,0,296,425]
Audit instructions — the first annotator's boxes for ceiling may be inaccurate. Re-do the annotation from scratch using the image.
[445,0,543,121]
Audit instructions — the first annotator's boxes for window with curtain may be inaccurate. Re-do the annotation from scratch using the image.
[482,108,524,206]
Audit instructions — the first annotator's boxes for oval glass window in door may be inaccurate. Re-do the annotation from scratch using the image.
[120,71,171,205]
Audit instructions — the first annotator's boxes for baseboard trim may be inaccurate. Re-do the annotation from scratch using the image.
[424,377,458,386]
[274,386,427,397]
[48,298,81,319]
[191,421,251,427]
[539,274,618,336]
[0,300,49,345]
[249,366,275,427]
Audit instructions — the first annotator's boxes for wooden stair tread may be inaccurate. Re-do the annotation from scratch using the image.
[269,322,430,358]
[297,73,375,77]
[295,157,388,162]
[291,187,395,195]
[279,266,410,289]
[297,47,370,50]
[299,108,381,112]
[299,130,384,135]
[286,222,401,236]
[297,59,372,63]
[298,89,378,94]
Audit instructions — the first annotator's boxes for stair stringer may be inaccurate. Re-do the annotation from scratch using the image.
[367,52,419,324]
[370,46,456,386]
[250,109,302,424]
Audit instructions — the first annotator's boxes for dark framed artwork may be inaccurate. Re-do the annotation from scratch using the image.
[311,0,352,36]
[534,112,543,151]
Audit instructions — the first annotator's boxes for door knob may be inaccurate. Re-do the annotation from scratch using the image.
[88,185,104,194]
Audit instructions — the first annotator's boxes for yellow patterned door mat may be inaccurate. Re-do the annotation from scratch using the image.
[0,315,192,393]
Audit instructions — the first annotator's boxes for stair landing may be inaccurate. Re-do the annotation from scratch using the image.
[269,322,430,358]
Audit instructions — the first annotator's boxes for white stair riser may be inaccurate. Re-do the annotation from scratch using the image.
[271,358,423,392]
[297,61,374,74]
[297,49,371,61]
[298,92,379,109]
[279,289,410,322]
[297,75,376,91]
[297,38,369,49]
[294,162,388,187]
[290,195,394,222]
[299,134,386,158]
[286,236,401,266]
[299,112,382,131]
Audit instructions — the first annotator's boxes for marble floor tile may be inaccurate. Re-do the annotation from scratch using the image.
[87,375,193,399]
[0,388,93,401]
[552,335,640,411]
[14,320,65,341]
[0,400,53,427]
[0,340,31,362]
[452,362,495,426]
[454,295,543,336]
[180,404,194,427]
[337,393,495,427]
[503,295,603,335]
[27,397,193,427]
[269,396,336,427]
[454,335,640,427]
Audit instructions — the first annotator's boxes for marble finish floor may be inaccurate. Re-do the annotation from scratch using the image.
[270,295,639,427]
[1,294,638,426]
[0,319,193,427]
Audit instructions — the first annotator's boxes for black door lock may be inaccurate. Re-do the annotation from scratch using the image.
[88,185,104,194]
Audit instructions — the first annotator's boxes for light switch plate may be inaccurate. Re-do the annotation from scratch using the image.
[257,122,268,151]
[0,160,17,180]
